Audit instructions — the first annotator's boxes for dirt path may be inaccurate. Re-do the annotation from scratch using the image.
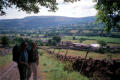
[0,62,41,80]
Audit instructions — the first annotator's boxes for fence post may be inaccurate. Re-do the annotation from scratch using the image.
[53,47,55,54]
[80,46,90,73]
[64,47,69,60]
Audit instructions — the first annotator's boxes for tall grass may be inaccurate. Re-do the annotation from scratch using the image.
[0,54,12,68]
[38,49,89,80]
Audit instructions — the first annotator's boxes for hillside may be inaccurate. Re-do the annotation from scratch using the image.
[0,16,95,29]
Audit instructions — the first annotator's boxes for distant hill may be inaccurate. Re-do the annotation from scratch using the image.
[0,16,95,29]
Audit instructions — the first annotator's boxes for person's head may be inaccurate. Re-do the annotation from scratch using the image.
[21,41,28,50]
[31,42,36,49]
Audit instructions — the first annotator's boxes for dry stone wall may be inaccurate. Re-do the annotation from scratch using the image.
[42,48,120,80]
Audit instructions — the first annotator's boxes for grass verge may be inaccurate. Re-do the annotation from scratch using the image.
[38,49,89,80]
[0,54,12,68]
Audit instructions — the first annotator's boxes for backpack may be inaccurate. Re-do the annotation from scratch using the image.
[12,45,21,63]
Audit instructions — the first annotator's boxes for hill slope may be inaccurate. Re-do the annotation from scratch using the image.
[0,16,95,29]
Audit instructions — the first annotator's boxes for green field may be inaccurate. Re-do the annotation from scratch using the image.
[49,49,120,59]
[62,36,120,44]
[0,48,119,80]
[38,49,89,80]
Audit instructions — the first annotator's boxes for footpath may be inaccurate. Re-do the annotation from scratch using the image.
[0,62,41,80]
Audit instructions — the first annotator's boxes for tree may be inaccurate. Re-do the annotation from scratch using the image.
[1,36,10,47]
[73,36,76,40]
[52,36,61,43]
[0,0,58,15]
[0,0,79,16]
[48,39,56,46]
[13,37,24,44]
[98,40,107,47]
[98,40,107,53]
[95,0,120,31]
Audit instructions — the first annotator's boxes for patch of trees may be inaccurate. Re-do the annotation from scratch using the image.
[47,36,61,46]
[0,36,10,47]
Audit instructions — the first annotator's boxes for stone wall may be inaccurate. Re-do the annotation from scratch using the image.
[42,48,120,80]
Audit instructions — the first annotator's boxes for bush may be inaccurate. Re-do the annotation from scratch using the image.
[98,40,107,47]
[79,38,86,43]
[1,36,10,47]
[48,39,57,46]
[98,48,105,54]
[52,36,61,43]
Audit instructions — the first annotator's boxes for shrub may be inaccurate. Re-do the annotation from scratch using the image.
[1,36,10,47]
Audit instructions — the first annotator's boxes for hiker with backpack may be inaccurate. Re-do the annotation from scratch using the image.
[13,41,30,80]
[27,42,39,80]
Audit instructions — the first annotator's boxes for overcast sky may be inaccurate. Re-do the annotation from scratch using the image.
[0,0,97,19]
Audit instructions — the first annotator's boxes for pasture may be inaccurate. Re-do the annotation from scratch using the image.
[38,49,89,80]
[49,49,120,60]
[62,36,120,44]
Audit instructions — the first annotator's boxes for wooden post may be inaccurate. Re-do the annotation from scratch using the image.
[64,47,69,60]
[80,47,90,73]
[53,47,55,54]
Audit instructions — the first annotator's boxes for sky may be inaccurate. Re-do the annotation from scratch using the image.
[0,0,97,19]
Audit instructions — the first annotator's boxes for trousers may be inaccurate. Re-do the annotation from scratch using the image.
[18,64,27,80]
[27,62,37,80]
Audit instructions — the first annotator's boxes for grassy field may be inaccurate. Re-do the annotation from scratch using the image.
[82,40,98,44]
[62,36,120,44]
[38,49,89,80]
[0,54,12,68]
[49,49,120,60]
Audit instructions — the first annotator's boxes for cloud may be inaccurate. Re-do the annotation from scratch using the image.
[0,0,97,19]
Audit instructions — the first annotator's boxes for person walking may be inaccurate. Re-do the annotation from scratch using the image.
[27,42,39,80]
[18,41,30,80]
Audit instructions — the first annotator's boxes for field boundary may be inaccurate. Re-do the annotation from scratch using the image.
[40,47,120,80]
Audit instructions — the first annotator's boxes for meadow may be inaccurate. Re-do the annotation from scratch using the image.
[0,49,89,80]
[62,36,120,44]
[49,49,120,60]
[38,49,89,80]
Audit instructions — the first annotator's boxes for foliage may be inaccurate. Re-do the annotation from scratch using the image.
[1,36,10,47]
[98,40,107,53]
[95,0,120,31]
[98,40,107,47]
[48,39,57,46]
[0,0,58,15]
[79,38,87,43]
[39,41,44,46]
[13,37,24,44]
[47,36,61,46]
[52,36,61,43]
[72,36,76,40]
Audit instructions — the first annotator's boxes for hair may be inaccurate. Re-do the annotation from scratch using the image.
[32,41,36,45]
[21,41,27,47]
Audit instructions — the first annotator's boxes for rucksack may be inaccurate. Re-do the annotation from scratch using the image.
[12,45,21,63]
